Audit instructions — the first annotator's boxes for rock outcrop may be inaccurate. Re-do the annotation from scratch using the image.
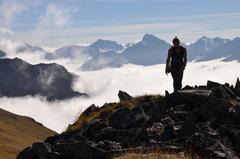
[17,79,240,159]
[0,58,88,101]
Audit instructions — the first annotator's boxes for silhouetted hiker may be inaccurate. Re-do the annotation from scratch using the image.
[165,37,187,92]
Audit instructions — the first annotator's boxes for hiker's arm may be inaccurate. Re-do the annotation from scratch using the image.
[183,48,187,68]
[165,48,172,74]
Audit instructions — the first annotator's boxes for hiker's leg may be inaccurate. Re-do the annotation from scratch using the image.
[171,70,178,92]
[178,70,184,90]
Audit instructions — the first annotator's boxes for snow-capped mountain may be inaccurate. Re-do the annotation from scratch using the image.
[186,36,230,61]
[121,34,170,65]
[16,43,46,53]
[80,34,170,70]
[44,39,124,67]
[3,34,239,71]
[201,37,240,61]
[45,45,89,60]
[89,39,123,53]
[80,34,240,71]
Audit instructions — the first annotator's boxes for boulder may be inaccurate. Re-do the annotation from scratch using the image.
[210,85,235,99]
[109,106,148,129]
[96,140,122,151]
[55,141,109,159]
[82,104,100,116]
[118,90,133,101]
[186,133,239,159]
[17,143,61,159]
[207,80,221,89]
[235,78,240,96]
[82,119,108,140]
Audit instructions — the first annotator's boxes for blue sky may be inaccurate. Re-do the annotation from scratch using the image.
[0,0,240,47]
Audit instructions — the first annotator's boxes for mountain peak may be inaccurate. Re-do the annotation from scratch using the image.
[90,39,123,52]
[142,34,159,41]
[199,35,209,41]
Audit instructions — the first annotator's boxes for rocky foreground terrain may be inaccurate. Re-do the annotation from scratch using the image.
[17,78,240,159]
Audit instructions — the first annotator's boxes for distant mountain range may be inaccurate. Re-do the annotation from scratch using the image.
[0,34,239,71]
[0,58,88,100]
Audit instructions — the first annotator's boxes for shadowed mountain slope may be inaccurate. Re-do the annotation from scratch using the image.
[0,57,88,101]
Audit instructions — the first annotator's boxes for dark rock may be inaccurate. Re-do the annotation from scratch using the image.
[97,126,135,143]
[82,119,108,140]
[161,125,176,141]
[186,133,239,159]
[55,141,109,159]
[118,90,133,101]
[165,90,169,96]
[207,80,221,89]
[45,130,88,145]
[182,119,197,137]
[211,85,235,99]
[17,143,60,159]
[109,108,134,129]
[229,105,240,125]
[96,140,122,151]
[193,97,230,122]
[82,104,100,116]
[182,85,194,90]
[235,78,240,90]
[235,78,240,96]
[195,122,220,138]
[109,106,148,129]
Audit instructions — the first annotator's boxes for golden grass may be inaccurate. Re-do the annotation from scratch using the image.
[0,108,56,159]
[115,152,193,159]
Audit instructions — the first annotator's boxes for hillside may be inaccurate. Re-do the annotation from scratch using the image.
[0,108,56,159]
[0,57,88,101]
[17,78,240,159]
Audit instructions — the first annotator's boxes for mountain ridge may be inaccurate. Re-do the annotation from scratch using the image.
[1,34,240,71]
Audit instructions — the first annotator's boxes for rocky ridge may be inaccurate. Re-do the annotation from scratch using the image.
[17,78,240,159]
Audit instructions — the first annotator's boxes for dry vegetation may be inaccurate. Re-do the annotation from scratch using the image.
[67,94,162,131]
[0,108,56,159]
[115,152,193,159]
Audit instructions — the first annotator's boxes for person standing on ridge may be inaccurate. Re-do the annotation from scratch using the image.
[165,37,187,92]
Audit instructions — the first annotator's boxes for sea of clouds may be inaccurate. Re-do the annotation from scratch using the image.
[0,39,240,133]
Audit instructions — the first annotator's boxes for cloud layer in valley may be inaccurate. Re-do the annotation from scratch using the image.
[0,60,239,133]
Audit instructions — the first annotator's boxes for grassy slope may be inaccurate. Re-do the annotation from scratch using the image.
[115,152,192,159]
[0,108,56,159]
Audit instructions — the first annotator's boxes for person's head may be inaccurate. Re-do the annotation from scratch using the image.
[172,37,180,47]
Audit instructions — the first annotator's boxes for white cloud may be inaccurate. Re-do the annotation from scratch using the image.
[0,0,25,27]
[37,4,72,28]
[0,27,15,35]
[0,60,239,133]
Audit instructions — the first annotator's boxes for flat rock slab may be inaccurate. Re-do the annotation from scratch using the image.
[178,89,212,96]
